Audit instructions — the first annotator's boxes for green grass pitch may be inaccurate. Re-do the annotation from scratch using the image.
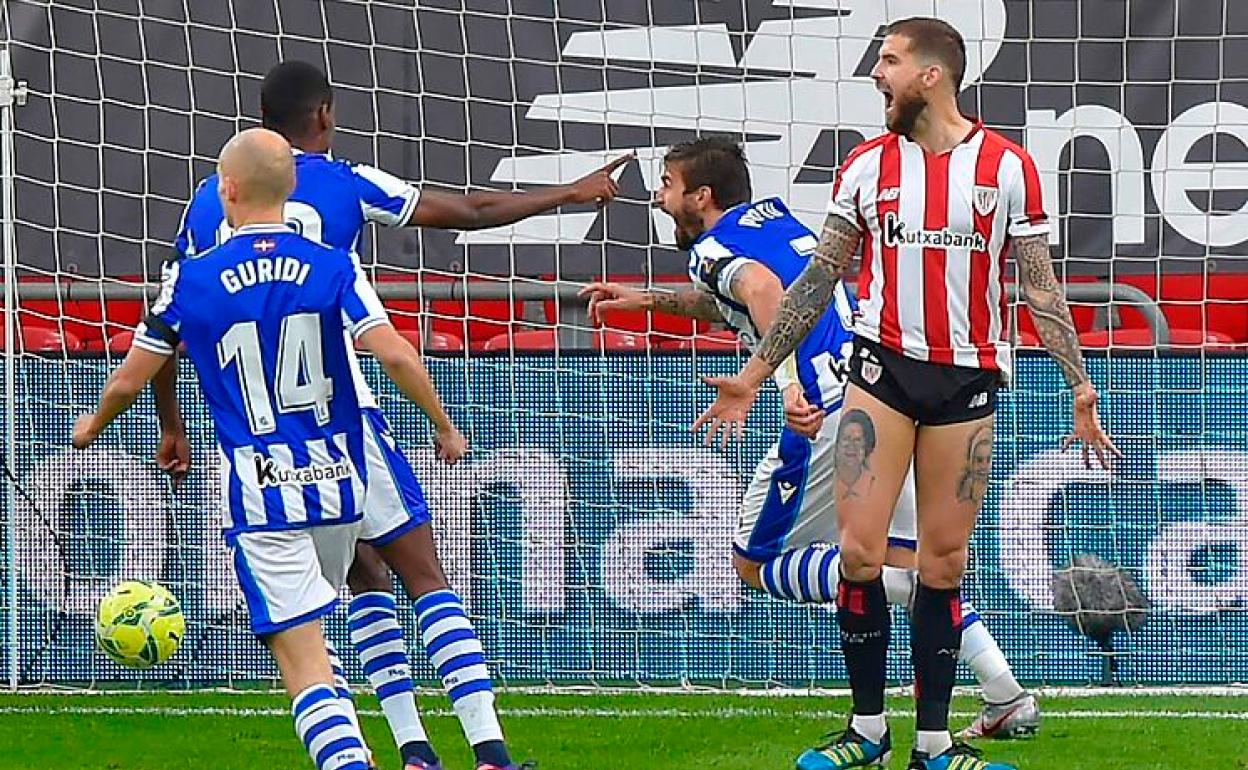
[1,691,1245,769]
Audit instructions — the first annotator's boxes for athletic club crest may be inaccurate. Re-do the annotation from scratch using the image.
[973,185,999,216]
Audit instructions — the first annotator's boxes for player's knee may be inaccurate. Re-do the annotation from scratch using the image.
[836,536,885,582]
[917,545,968,589]
[346,545,393,595]
[733,553,764,590]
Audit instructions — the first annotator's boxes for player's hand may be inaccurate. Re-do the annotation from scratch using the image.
[579,281,649,326]
[567,153,634,208]
[72,414,99,450]
[434,424,468,465]
[1062,381,1122,469]
[782,385,824,439]
[156,427,192,492]
[692,375,760,448]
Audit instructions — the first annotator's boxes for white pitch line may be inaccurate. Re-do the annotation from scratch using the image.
[1,705,1245,721]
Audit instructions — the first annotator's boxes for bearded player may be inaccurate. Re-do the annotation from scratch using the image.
[696,18,1119,770]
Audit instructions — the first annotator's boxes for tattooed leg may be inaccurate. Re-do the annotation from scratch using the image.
[913,415,996,589]
[833,386,917,583]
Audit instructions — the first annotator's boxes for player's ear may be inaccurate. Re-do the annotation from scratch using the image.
[316,102,334,133]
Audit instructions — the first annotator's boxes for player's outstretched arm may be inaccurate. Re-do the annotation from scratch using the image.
[358,324,466,464]
[1014,233,1121,468]
[73,347,171,450]
[151,353,191,489]
[578,281,723,325]
[692,214,860,446]
[409,154,634,231]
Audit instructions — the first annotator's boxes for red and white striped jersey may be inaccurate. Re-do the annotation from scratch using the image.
[827,122,1049,376]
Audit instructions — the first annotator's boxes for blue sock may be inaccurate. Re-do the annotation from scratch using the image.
[415,589,509,766]
[292,683,371,770]
[760,544,839,603]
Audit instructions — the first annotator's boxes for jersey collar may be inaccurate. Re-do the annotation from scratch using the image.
[235,223,295,235]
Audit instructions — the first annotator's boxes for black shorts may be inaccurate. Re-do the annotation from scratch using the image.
[845,336,1000,426]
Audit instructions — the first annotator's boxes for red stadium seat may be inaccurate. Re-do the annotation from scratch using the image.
[482,329,558,352]
[107,330,134,353]
[0,326,84,353]
[390,329,465,353]
[1078,327,1238,349]
[596,330,647,350]
[660,330,741,352]
[1015,330,1041,348]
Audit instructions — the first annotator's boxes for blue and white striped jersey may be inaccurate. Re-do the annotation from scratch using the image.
[174,151,420,259]
[173,151,419,411]
[687,197,857,412]
[136,225,390,537]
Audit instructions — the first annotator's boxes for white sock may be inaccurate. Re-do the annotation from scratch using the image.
[414,589,505,745]
[881,565,916,607]
[915,729,952,757]
[348,592,430,748]
[958,602,1024,704]
[292,684,371,770]
[850,712,887,743]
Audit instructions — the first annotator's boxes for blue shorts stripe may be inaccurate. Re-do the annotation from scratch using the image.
[231,545,272,631]
[745,428,813,562]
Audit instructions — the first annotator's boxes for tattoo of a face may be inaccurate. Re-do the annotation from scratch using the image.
[956,422,995,507]
[755,214,861,369]
[1013,234,1088,388]
[833,408,877,501]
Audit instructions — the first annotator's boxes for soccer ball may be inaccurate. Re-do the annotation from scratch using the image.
[94,580,185,669]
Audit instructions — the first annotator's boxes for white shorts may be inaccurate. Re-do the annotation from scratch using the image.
[734,417,918,563]
[231,522,362,637]
[358,408,430,546]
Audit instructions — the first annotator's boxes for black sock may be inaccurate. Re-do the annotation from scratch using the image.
[911,582,963,732]
[401,740,440,766]
[837,570,890,716]
[473,739,511,768]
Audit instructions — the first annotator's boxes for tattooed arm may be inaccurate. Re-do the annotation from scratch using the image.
[1013,233,1122,467]
[692,213,861,446]
[1013,234,1087,387]
[580,282,724,324]
[739,213,862,384]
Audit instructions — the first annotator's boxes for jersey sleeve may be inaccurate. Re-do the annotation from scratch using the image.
[690,235,757,305]
[826,149,871,231]
[339,260,390,339]
[132,260,184,356]
[1005,148,1050,238]
[351,163,421,228]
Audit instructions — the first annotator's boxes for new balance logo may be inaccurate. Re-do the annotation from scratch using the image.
[737,200,784,228]
[882,212,987,251]
[878,186,901,202]
[969,392,989,409]
[253,455,352,488]
[777,480,798,504]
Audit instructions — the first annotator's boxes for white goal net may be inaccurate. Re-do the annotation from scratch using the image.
[1,0,1246,690]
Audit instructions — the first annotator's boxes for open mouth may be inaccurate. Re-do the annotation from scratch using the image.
[883,91,894,108]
